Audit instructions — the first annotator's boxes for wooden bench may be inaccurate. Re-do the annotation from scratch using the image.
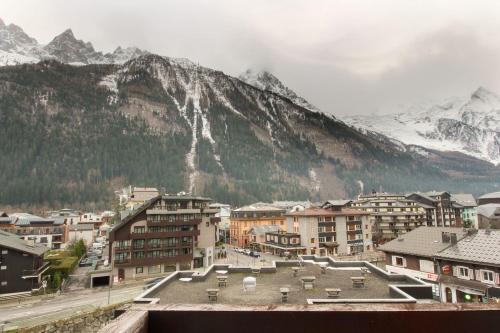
[280,287,290,303]
[300,276,316,290]
[216,275,228,288]
[351,276,365,288]
[206,288,219,302]
[291,266,304,277]
[325,288,341,298]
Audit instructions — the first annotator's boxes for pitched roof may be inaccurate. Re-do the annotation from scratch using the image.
[477,204,500,219]
[435,230,500,266]
[321,200,352,207]
[0,230,48,256]
[479,191,500,200]
[286,208,368,217]
[10,213,57,226]
[247,225,280,235]
[379,226,468,258]
[69,224,94,231]
[451,194,477,207]
[233,203,285,212]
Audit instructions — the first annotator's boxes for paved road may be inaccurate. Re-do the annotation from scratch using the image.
[215,247,282,266]
[0,284,144,330]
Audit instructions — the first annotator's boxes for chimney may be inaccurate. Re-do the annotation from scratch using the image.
[450,233,457,245]
[441,232,450,243]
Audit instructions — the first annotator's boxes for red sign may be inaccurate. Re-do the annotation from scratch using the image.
[442,265,451,274]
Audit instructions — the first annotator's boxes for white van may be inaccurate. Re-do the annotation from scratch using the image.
[92,242,104,250]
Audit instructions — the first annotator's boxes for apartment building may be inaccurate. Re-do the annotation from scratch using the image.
[230,204,286,247]
[435,229,500,303]
[406,191,463,227]
[477,204,500,229]
[109,195,219,281]
[0,230,49,295]
[477,191,500,205]
[379,227,468,298]
[285,208,371,256]
[351,194,426,243]
[3,213,67,249]
[451,194,478,228]
[260,230,305,256]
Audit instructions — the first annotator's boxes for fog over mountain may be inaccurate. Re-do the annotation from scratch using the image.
[1,0,500,115]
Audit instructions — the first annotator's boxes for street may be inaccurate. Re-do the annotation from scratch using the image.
[215,246,282,267]
[0,283,144,330]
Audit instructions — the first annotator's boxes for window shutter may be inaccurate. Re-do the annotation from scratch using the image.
[452,265,458,277]
[475,269,481,281]
[402,258,407,268]
[468,268,474,280]
[495,273,500,285]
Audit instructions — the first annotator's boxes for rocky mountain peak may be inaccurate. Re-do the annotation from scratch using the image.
[239,69,320,113]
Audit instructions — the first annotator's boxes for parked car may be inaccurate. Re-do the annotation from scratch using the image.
[243,249,251,255]
[250,251,261,258]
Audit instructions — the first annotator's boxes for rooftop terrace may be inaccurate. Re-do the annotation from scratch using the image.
[137,256,432,305]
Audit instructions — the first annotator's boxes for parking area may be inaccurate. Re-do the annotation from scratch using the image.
[215,246,282,267]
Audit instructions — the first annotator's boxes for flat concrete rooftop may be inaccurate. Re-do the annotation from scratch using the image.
[150,263,413,305]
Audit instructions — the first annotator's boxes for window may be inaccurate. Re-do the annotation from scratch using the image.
[206,222,209,227]
[148,265,161,274]
[310,238,315,244]
[133,226,146,234]
[481,270,495,283]
[135,267,143,274]
[394,256,405,267]
[318,237,326,243]
[457,266,470,279]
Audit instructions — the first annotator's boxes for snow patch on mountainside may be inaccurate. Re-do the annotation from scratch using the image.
[344,87,500,164]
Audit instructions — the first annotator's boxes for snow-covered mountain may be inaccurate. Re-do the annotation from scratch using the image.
[344,87,500,164]
[0,17,147,66]
[239,69,321,113]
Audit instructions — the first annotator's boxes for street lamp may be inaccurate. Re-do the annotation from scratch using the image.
[107,274,113,305]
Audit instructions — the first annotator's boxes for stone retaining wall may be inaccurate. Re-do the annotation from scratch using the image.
[8,302,129,333]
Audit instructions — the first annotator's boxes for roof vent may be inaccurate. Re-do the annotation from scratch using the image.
[441,232,450,243]
[450,233,457,245]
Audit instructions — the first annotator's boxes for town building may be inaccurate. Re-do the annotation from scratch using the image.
[379,227,468,298]
[270,201,312,212]
[119,186,160,211]
[209,203,231,243]
[451,194,478,228]
[230,204,286,247]
[0,230,49,295]
[477,191,500,205]
[477,204,500,229]
[7,213,67,249]
[109,195,219,281]
[351,194,426,243]
[247,225,280,245]
[260,230,305,256]
[47,208,81,226]
[435,229,500,303]
[285,208,371,256]
[68,223,95,245]
[321,200,353,210]
[406,191,463,227]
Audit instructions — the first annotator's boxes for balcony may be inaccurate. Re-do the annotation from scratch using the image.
[146,218,202,227]
[114,246,131,252]
[130,230,200,239]
[115,254,193,267]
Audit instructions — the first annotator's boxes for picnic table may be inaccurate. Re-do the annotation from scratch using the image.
[206,288,219,302]
[351,276,365,288]
[216,275,228,288]
[292,266,304,277]
[325,288,341,298]
[280,287,290,303]
[300,276,316,290]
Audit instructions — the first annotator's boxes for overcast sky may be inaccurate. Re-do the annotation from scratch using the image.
[1,0,500,115]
